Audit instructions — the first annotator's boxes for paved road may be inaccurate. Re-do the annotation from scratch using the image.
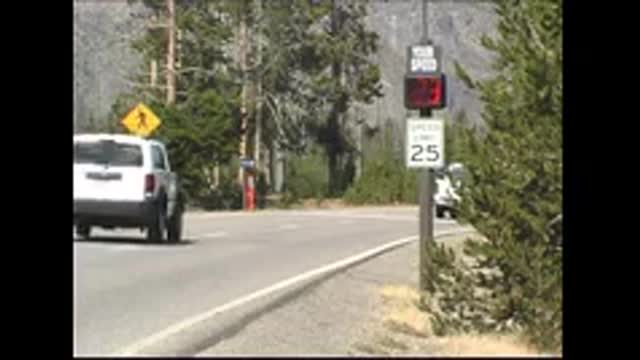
[73,207,464,356]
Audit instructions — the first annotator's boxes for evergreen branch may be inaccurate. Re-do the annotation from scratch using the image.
[524,18,546,53]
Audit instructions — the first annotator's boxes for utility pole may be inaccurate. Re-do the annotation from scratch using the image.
[166,0,176,105]
[237,5,249,185]
[254,0,263,176]
[150,60,158,88]
[418,113,434,292]
[422,0,429,43]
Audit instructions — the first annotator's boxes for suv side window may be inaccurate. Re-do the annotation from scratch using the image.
[151,145,166,170]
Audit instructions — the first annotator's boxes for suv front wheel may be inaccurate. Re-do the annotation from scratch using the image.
[76,224,92,239]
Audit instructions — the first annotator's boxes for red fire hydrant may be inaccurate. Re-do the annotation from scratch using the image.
[244,172,256,211]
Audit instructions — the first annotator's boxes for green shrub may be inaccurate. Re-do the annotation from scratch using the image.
[400,169,419,204]
[196,180,243,210]
[344,128,418,205]
[148,91,238,203]
[425,0,562,352]
[283,149,329,203]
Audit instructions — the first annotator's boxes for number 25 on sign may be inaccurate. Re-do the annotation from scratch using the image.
[406,118,445,169]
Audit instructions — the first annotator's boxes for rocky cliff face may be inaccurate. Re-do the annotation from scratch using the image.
[73,0,144,132]
[73,0,498,134]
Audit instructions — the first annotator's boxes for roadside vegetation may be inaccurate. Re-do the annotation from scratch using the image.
[421,0,563,353]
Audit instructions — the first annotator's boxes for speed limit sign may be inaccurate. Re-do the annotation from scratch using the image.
[406,118,445,169]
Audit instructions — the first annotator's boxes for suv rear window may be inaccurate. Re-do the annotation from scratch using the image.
[74,141,143,167]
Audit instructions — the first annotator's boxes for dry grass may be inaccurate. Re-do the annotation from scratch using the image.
[433,334,539,356]
[377,335,410,351]
[373,284,541,356]
[351,341,389,355]
[381,285,432,338]
[381,284,421,304]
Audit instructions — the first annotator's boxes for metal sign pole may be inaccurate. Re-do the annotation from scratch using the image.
[419,0,433,292]
[404,0,444,291]
[419,108,434,292]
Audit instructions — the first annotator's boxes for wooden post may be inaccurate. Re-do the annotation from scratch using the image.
[166,0,176,105]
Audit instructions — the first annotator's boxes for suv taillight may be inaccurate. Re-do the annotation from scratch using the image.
[144,174,156,194]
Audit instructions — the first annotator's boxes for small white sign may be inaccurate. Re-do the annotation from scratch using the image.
[406,118,445,169]
[412,45,434,58]
[411,58,438,72]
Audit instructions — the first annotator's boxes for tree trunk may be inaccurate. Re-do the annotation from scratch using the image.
[166,0,176,105]
[354,123,362,181]
[254,0,263,176]
[237,9,249,185]
[213,162,220,188]
[272,139,285,193]
[328,151,339,197]
[325,0,350,196]
[326,109,342,196]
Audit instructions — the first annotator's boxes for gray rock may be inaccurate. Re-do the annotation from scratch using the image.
[361,0,498,136]
[74,0,145,132]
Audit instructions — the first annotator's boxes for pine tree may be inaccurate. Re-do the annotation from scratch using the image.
[257,0,326,154]
[117,0,240,201]
[428,0,562,352]
[126,0,237,102]
[115,0,383,200]
[256,0,383,195]
[308,0,383,195]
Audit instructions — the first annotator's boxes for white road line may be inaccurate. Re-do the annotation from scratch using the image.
[74,243,113,250]
[185,209,450,225]
[339,219,356,224]
[187,211,272,220]
[284,212,459,225]
[284,212,417,222]
[75,232,228,251]
[186,208,421,220]
[113,228,475,356]
[110,245,144,252]
[278,224,300,230]
[196,231,228,239]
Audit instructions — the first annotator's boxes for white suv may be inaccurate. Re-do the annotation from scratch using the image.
[73,134,184,243]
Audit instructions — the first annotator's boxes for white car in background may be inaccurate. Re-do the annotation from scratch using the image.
[434,163,464,219]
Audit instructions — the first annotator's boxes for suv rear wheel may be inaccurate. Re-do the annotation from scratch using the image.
[167,211,183,244]
[147,205,167,243]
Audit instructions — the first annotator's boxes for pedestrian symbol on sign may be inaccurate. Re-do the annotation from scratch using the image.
[138,111,147,130]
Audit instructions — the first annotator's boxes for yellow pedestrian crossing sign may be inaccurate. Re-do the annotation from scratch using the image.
[121,103,162,137]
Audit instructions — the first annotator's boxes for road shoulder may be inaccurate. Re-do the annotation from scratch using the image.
[198,235,420,355]
[197,231,538,356]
